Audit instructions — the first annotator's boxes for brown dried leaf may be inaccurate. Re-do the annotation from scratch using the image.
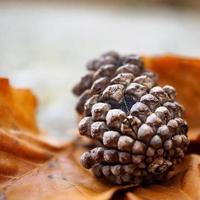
[125,154,200,200]
[0,54,200,200]
[2,143,124,200]
[143,55,200,129]
[0,78,39,133]
[0,78,121,200]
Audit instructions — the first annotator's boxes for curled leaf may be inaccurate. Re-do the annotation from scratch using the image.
[0,78,39,133]
[144,55,200,129]
[125,155,200,200]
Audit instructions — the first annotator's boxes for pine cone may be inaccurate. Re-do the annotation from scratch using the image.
[73,51,189,185]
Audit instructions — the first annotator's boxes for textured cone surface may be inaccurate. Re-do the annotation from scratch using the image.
[73,51,189,185]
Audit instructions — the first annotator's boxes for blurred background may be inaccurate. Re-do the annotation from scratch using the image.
[0,0,199,139]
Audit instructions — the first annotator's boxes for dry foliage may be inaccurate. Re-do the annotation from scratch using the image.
[0,55,199,200]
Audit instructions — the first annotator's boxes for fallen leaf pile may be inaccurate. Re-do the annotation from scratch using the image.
[0,55,199,200]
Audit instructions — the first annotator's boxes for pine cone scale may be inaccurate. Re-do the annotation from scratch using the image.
[74,51,189,185]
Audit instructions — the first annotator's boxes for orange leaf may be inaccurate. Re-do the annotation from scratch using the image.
[143,55,200,129]
[125,155,200,200]
[0,78,122,200]
[0,78,39,133]
[2,143,124,200]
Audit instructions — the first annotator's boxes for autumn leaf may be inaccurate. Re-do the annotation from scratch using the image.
[0,78,39,133]
[144,55,200,129]
[0,54,199,200]
[125,154,200,200]
[0,78,123,200]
